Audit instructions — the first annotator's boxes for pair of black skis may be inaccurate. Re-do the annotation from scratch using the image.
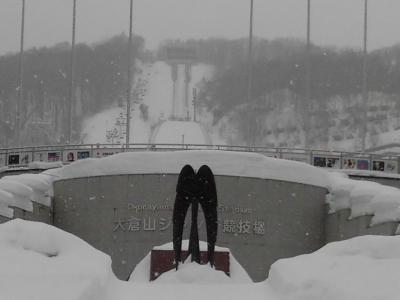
[173,165,218,269]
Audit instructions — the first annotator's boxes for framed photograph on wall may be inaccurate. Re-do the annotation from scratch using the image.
[8,154,20,165]
[313,156,327,168]
[372,160,385,171]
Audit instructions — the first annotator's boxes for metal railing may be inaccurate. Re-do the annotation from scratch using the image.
[0,143,399,174]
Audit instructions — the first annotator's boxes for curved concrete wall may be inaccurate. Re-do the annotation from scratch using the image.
[53,174,327,282]
[349,175,400,189]
[0,203,53,225]
[325,208,399,243]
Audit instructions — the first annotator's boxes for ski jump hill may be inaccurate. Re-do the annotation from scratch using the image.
[82,61,215,146]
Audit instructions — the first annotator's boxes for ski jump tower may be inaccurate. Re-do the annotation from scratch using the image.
[165,47,196,120]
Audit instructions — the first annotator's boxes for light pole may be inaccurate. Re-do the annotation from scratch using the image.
[126,0,134,148]
[305,0,311,149]
[67,0,77,144]
[246,0,254,146]
[17,0,26,146]
[361,0,368,152]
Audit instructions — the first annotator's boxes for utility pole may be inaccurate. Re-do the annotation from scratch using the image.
[126,0,134,148]
[17,0,26,146]
[305,0,311,149]
[361,0,368,152]
[67,0,77,144]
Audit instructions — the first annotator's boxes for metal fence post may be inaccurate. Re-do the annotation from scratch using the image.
[31,147,35,163]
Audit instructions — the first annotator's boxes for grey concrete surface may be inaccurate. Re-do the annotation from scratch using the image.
[349,175,400,189]
[0,169,45,179]
[326,208,399,243]
[53,174,327,282]
[0,202,53,225]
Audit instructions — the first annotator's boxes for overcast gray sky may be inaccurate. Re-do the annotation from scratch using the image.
[1,0,399,55]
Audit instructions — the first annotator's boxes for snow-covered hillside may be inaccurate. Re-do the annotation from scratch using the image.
[82,61,220,145]
[211,91,400,151]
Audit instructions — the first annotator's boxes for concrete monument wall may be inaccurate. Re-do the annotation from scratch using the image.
[325,208,399,243]
[348,175,400,189]
[0,202,53,225]
[53,174,327,282]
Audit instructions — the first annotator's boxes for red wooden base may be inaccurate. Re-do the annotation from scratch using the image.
[150,249,230,281]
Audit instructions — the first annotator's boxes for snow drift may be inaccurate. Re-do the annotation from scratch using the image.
[267,235,400,300]
[0,219,114,300]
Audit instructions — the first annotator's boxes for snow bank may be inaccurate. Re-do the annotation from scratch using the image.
[0,219,115,300]
[129,240,252,284]
[56,150,329,188]
[326,171,400,226]
[267,235,400,300]
[0,172,54,218]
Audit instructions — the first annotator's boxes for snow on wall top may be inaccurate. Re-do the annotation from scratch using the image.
[326,171,400,226]
[0,173,54,219]
[56,150,329,188]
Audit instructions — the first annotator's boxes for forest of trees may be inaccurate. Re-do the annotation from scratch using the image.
[168,38,400,115]
[0,33,145,146]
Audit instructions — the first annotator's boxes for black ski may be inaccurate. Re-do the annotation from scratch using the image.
[173,164,218,269]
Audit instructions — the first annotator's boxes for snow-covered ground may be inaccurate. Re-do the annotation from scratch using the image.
[82,61,220,145]
[1,219,400,300]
